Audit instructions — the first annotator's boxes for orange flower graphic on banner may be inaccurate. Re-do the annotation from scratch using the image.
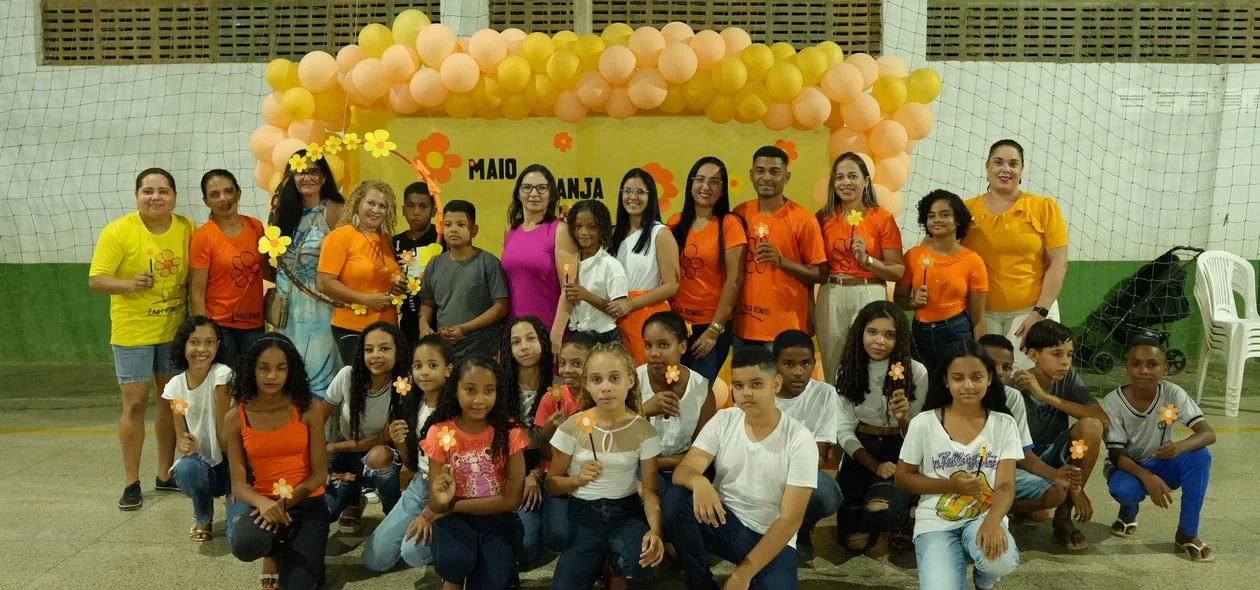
[415,133,462,183]
[154,250,181,277]
[642,163,677,210]
[553,132,574,152]
[774,139,799,162]
[728,173,747,197]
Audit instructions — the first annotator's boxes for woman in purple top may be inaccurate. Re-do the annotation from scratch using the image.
[502,164,580,348]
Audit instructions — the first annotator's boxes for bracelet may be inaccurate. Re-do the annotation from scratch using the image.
[706,324,721,336]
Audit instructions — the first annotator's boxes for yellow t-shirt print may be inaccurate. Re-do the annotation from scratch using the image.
[936,470,995,521]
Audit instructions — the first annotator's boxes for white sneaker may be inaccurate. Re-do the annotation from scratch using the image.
[364,490,380,504]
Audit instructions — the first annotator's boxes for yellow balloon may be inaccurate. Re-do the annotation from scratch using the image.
[766,62,803,101]
[525,75,559,109]
[444,93,476,118]
[741,44,774,83]
[358,23,394,59]
[659,85,686,114]
[546,50,583,89]
[770,42,797,63]
[264,59,300,92]
[573,34,606,72]
[601,23,633,47]
[552,31,578,52]
[683,74,716,111]
[711,57,748,95]
[280,87,315,121]
[497,56,532,92]
[522,32,556,73]
[391,9,430,49]
[471,76,505,110]
[816,41,844,66]
[871,75,908,111]
[705,94,736,124]
[735,81,772,121]
[501,92,531,120]
[795,47,828,87]
[324,153,345,184]
[906,68,943,104]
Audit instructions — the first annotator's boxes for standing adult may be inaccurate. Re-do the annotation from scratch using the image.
[816,153,905,383]
[190,170,269,366]
[502,164,581,347]
[962,140,1068,369]
[667,157,746,383]
[732,146,828,351]
[89,168,197,510]
[610,168,681,366]
[269,149,345,399]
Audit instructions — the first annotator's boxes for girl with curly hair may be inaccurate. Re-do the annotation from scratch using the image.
[560,199,628,344]
[419,356,529,589]
[318,321,411,533]
[223,333,329,590]
[833,300,929,557]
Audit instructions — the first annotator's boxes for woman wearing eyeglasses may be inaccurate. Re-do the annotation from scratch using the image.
[503,165,581,349]
[611,168,681,365]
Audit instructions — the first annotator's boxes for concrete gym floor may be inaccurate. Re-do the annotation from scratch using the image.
[0,363,1256,589]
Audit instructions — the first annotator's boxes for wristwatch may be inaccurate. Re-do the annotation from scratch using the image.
[1032,306,1050,318]
[708,321,726,335]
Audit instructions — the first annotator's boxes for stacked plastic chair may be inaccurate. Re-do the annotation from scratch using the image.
[1193,250,1260,416]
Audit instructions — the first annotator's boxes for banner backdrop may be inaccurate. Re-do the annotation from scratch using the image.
[351,111,832,256]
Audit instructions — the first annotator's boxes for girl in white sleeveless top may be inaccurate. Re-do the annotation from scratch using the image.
[610,169,680,365]
[637,311,717,491]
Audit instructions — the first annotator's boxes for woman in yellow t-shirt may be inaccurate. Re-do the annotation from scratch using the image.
[961,140,1069,369]
[316,179,404,365]
[88,168,197,510]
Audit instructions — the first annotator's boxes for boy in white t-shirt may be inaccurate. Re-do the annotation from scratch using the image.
[771,329,842,561]
[663,346,818,590]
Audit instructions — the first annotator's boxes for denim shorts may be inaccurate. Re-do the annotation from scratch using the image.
[1013,431,1074,500]
[111,341,179,385]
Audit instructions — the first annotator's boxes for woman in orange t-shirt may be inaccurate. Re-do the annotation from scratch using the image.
[816,153,906,384]
[317,179,405,365]
[189,170,270,366]
[895,190,988,374]
[666,157,747,383]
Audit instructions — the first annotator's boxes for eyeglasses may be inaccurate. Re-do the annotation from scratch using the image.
[691,177,724,188]
[520,184,550,195]
[621,188,648,198]
[296,169,324,178]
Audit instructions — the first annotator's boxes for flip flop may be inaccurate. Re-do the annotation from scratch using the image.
[1110,518,1138,538]
[1178,540,1215,563]
[189,522,213,542]
[259,574,278,590]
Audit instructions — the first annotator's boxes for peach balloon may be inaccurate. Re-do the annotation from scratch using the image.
[658,43,698,84]
[457,38,471,54]
[547,50,583,89]
[287,117,324,144]
[628,26,666,67]
[791,86,831,128]
[844,53,879,90]
[893,102,934,140]
[469,29,507,73]
[873,157,909,192]
[839,93,881,132]
[627,68,668,109]
[387,83,421,114]
[439,53,480,93]
[868,119,909,158]
[904,140,917,155]
[267,170,284,193]
[690,30,725,72]
[554,90,587,123]
[720,27,752,56]
[351,58,390,101]
[876,54,909,78]
[298,51,338,92]
[661,22,694,45]
[409,68,449,107]
[858,153,876,176]
[416,24,457,69]
[598,45,636,84]
[874,185,903,217]
[271,138,307,170]
[762,101,793,131]
[501,28,527,45]
[898,152,913,175]
[711,377,730,409]
[382,45,419,82]
[254,162,276,189]
[828,128,869,159]
[605,87,637,119]
[261,93,291,129]
[820,63,863,104]
[337,45,364,75]
[575,71,611,109]
[249,125,286,162]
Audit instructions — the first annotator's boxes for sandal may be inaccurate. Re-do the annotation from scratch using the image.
[1054,527,1088,550]
[1110,518,1138,538]
[339,495,367,534]
[189,522,213,542]
[1178,540,1215,563]
[259,574,279,590]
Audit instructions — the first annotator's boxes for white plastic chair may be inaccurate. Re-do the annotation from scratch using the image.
[1193,250,1260,416]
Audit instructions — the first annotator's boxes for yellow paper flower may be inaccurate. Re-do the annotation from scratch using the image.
[351,303,368,315]
[365,129,396,158]
[343,133,362,151]
[272,478,294,500]
[257,226,292,262]
[548,384,564,399]
[577,411,596,434]
[665,365,681,384]
[323,135,343,155]
[391,293,406,312]
[755,223,769,239]
[407,276,421,296]
[1070,439,1088,459]
[437,425,458,453]
[170,398,190,416]
[1159,404,1179,425]
[888,362,906,381]
[304,142,324,161]
[416,243,443,268]
[394,376,411,396]
[399,249,416,266]
[845,209,865,226]
[288,153,308,173]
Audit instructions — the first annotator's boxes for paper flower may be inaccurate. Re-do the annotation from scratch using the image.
[323,135,342,155]
[170,398,190,416]
[1070,439,1088,459]
[755,223,769,239]
[407,276,421,296]
[548,384,564,399]
[436,425,458,453]
[332,473,356,482]
[414,133,463,183]
[399,249,416,266]
[365,129,396,158]
[288,153,308,173]
[665,365,681,384]
[304,142,324,162]
[888,362,906,381]
[271,478,293,500]
[728,173,747,197]
[416,243,443,268]
[921,257,933,268]
[343,133,362,151]
[391,293,406,312]
[258,226,292,262]
[394,376,411,396]
[977,445,988,469]
[1159,404,1179,425]
[576,411,596,434]
[391,271,406,284]
[351,303,368,315]
[553,131,574,153]
[845,209,865,227]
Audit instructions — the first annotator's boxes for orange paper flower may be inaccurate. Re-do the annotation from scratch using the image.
[888,362,906,381]
[845,209,865,227]
[921,257,933,267]
[1159,404,1179,425]
[351,303,368,316]
[642,163,678,210]
[399,249,416,266]
[415,133,462,183]
[755,223,769,239]
[665,365,681,384]
[170,397,190,416]
[332,473,357,482]
[577,411,596,434]
[1070,440,1088,459]
[391,271,406,284]
[436,425,458,453]
[553,132,574,152]
[548,384,564,399]
[272,478,294,500]
[393,376,411,396]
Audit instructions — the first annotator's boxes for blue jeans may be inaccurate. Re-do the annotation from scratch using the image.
[913,313,973,376]
[171,454,234,540]
[432,512,518,588]
[683,321,733,384]
[802,470,843,536]
[581,327,623,345]
[324,448,402,521]
[361,474,432,571]
[230,496,330,589]
[219,326,265,368]
[663,485,798,590]
[551,495,657,588]
[914,518,1019,590]
[1108,447,1211,537]
[518,494,545,566]
[543,492,573,552]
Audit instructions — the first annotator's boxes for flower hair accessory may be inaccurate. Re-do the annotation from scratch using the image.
[1159,404,1179,426]
[170,398,190,416]
[1070,440,1088,460]
[665,365,681,385]
[394,376,411,396]
[888,362,906,381]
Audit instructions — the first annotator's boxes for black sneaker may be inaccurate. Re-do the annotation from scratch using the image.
[155,476,179,491]
[797,529,815,562]
[118,482,143,510]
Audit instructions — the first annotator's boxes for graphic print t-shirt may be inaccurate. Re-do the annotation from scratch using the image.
[421,420,529,499]
[89,212,196,346]
[190,216,266,329]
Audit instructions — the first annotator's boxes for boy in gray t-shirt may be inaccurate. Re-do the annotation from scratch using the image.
[1101,340,1215,562]
[418,200,509,360]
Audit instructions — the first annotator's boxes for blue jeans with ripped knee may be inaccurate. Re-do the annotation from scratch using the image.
[324,448,402,521]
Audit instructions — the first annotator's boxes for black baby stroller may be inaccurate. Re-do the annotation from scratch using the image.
[1072,246,1203,374]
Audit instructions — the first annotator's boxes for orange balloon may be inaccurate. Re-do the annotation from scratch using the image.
[261,93,291,128]
[416,24,457,68]
[874,157,909,192]
[249,126,286,162]
[387,83,421,114]
[575,71,611,109]
[720,28,752,56]
[554,90,587,123]
[858,153,876,176]
[839,94,881,132]
[791,87,831,128]
[598,45,637,84]
[904,141,917,155]
[409,68,449,107]
[298,51,338,92]
[829,128,868,160]
[629,26,666,68]
[820,62,863,104]
[469,29,507,73]
[381,45,419,82]
[271,138,307,170]
[690,30,725,72]
[874,184,904,217]
[287,118,324,144]
[661,22,694,45]
[876,54,909,78]
[812,176,830,208]
[254,162,276,189]
[762,101,793,131]
[712,377,731,409]
[868,120,909,158]
[351,58,390,101]
[439,53,480,94]
[627,68,668,109]
[605,87,637,119]
[658,43,698,84]
[824,101,846,129]
[893,102,935,141]
[336,45,363,75]
[845,53,879,90]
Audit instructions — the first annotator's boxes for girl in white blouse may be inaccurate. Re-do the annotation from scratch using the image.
[610,168,680,365]
[833,300,929,556]
[637,312,717,494]
[547,343,665,589]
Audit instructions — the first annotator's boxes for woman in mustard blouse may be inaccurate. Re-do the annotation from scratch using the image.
[961,140,1068,369]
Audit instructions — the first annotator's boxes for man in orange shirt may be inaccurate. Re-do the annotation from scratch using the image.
[732,146,828,351]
